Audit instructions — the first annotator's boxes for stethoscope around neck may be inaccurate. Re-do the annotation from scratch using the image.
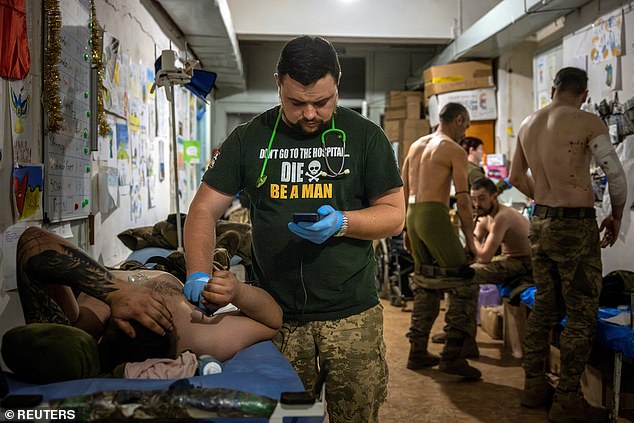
[256,108,350,188]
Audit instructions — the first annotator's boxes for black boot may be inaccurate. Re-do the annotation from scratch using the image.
[439,337,481,380]
[406,340,440,369]
[547,391,610,423]
[521,375,554,408]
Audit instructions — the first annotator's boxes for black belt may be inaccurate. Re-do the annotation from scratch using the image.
[532,204,596,219]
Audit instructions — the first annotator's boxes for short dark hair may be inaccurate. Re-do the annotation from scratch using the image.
[461,136,483,154]
[471,177,497,194]
[276,36,341,86]
[98,319,178,372]
[439,102,468,123]
[553,67,587,95]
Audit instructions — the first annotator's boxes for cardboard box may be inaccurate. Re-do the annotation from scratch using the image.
[480,305,503,340]
[398,119,431,167]
[423,60,494,97]
[389,90,423,108]
[465,120,496,154]
[428,87,497,126]
[383,119,403,141]
[503,298,529,359]
[384,106,407,120]
[406,97,422,119]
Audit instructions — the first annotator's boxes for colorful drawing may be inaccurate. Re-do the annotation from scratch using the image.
[13,164,43,221]
[605,63,613,88]
[116,122,131,186]
[590,12,622,64]
[10,87,29,134]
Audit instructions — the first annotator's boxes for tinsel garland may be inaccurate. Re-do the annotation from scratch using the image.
[90,0,110,136]
[43,0,64,133]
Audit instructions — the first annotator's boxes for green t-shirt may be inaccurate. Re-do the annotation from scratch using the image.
[202,106,402,321]
[467,161,486,191]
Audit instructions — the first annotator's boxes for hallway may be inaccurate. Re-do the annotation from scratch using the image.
[379,299,549,423]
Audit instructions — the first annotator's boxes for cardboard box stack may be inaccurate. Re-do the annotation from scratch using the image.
[423,60,496,153]
[382,90,430,167]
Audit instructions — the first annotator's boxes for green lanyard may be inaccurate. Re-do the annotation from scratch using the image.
[256,108,283,188]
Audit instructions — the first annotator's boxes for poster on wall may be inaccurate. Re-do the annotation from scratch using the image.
[13,164,43,222]
[102,32,127,117]
[98,166,119,214]
[533,45,562,111]
[158,138,165,182]
[9,75,33,163]
[0,79,15,232]
[588,56,622,101]
[147,136,157,209]
[94,115,117,165]
[590,11,623,64]
[116,121,130,189]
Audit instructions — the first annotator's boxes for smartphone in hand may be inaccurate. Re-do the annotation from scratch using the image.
[292,212,321,223]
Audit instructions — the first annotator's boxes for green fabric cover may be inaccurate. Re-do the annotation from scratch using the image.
[1,323,100,384]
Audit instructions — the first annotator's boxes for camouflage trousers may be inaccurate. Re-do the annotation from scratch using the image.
[272,304,388,423]
[472,255,532,285]
[522,216,602,393]
[407,283,479,351]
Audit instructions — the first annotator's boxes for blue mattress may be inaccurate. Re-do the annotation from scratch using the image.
[4,340,304,402]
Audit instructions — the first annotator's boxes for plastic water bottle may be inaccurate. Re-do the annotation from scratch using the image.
[198,355,223,375]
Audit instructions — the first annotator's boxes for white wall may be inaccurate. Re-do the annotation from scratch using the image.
[90,0,177,266]
[495,41,538,161]
[227,0,458,42]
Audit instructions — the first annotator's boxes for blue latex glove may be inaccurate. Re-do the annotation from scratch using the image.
[288,205,342,244]
[503,177,512,188]
[183,271,209,304]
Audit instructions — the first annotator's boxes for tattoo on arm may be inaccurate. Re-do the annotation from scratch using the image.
[25,245,116,301]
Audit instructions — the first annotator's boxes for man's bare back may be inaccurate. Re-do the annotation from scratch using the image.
[404,132,470,205]
[514,104,605,207]
[475,204,530,258]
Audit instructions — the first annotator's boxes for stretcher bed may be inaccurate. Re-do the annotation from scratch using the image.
[1,341,325,422]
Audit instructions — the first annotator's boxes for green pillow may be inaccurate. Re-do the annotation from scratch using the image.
[2,323,100,384]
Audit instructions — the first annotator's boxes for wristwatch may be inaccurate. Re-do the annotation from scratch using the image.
[335,211,349,237]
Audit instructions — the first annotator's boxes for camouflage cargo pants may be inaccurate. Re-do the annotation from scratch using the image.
[522,216,602,393]
[407,284,479,347]
[272,304,388,423]
[471,255,532,285]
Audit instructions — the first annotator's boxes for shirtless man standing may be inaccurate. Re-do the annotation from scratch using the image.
[402,102,480,379]
[510,67,626,423]
[470,177,531,284]
[14,227,282,374]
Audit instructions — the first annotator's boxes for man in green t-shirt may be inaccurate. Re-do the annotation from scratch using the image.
[183,36,404,423]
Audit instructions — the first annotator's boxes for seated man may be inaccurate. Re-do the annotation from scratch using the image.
[470,177,532,285]
[7,227,282,380]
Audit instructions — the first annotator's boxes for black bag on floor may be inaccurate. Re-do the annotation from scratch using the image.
[599,270,634,307]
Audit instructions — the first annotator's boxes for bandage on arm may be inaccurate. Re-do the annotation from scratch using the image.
[590,134,627,214]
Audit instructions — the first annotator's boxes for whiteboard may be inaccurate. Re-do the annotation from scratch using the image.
[44,0,92,222]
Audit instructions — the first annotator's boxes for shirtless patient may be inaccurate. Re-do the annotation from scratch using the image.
[401,102,480,379]
[510,67,626,423]
[470,177,532,285]
[15,227,282,369]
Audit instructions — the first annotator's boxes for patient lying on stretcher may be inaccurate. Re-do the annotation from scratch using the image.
[5,227,282,380]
